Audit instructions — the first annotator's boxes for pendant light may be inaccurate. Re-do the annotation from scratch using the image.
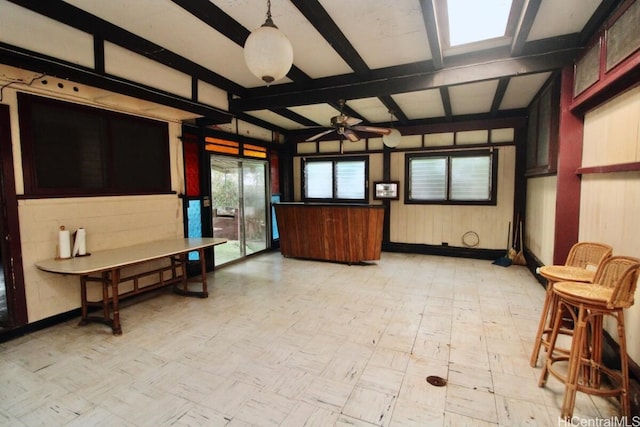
[244,0,293,85]
[382,110,402,148]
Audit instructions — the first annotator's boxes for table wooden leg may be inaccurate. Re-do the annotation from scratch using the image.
[111,268,122,335]
[79,275,89,326]
[179,253,188,293]
[102,271,110,321]
[173,249,209,298]
[199,248,208,298]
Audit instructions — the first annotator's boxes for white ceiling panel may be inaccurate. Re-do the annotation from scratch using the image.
[210,0,353,79]
[500,72,552,110]
[344,97,391,123]
[450,80,500,116]
[318,0,431,69]
[392,89,446,120]
[2,0,94,68]
[288,104,341,127]
[63,0,269,87]
[247,110,309,130]
[104,42,192,99]
[528,0,602,41]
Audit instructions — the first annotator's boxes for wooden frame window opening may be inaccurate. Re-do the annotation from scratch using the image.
[405,149,497,205]
[302,156,368,203]
[18,93,170,197]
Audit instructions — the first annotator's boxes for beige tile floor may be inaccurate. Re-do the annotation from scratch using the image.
[0,251,622,426]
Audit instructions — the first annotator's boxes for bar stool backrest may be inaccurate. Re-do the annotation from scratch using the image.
[592,256,640,309]
[565,242,613,271]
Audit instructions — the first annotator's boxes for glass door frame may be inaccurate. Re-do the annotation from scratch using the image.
[209,154,270,267]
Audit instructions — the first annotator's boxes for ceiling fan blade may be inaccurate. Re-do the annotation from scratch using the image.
[352,125,392,135]
[343,129,360,142]
[306,128,335,141]
[345,117,362,126]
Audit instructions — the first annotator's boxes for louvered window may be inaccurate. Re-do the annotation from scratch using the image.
[303,156,368,202]
[407,150,496,205]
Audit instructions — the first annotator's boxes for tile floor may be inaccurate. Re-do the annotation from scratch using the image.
[0,251,623,426]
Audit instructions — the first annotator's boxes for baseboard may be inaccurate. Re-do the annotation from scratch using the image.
[0,309,81,343]
[383,241,504,260]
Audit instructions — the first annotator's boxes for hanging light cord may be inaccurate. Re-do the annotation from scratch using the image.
[263,0,276,28]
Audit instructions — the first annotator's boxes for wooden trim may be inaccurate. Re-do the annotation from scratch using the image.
[577,161,640,174]
[553,66,583,266]
[571,0,640,113]
[0,104,28,328]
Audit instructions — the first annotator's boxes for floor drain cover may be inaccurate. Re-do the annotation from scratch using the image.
[426,375,447,387]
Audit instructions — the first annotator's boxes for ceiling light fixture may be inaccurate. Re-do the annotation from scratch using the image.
[382,110,401,148]
[243,0,293,86]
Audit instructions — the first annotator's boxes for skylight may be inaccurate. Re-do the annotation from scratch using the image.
[447,0,512,46]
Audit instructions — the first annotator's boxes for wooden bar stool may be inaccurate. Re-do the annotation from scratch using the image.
[530,242,612,367]
[538,256,640,419]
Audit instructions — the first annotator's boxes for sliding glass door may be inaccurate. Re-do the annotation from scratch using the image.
[210,155,268,266]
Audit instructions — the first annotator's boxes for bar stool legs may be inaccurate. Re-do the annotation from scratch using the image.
[537,256,640,420]
[530,283,573,367]
[541,300,631,419]
[530,282,554,367]
[531,243,612,368]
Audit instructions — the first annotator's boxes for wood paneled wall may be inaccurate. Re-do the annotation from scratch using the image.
[580,84,640,362]
[525,176,557,266]
[388,147,515,250]
[292,145,516,251]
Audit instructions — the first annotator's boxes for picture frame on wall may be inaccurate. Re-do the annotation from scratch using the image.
[374,181,399,200]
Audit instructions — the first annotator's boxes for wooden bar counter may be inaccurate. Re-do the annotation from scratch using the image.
[274,203,384,264]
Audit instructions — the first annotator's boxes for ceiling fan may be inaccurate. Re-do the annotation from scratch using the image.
[306,99,393,142]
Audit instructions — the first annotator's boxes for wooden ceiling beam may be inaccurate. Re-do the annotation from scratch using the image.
[510,0,542,56]
[419,0,444,70]
[290,0,369,74]
[0,44,234,123]
[230,48,580,112]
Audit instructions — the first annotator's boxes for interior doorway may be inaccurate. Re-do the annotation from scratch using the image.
[210,155,269,266]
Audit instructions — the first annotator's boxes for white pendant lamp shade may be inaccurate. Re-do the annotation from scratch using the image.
[244,2,293,85]
[383,128,402,148]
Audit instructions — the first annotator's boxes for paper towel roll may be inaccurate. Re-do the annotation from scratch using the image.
[72,227,86,256]
[58,226,71,259]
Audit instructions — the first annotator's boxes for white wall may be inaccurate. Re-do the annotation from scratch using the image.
[0,64,191,323]
[20,195,185,322]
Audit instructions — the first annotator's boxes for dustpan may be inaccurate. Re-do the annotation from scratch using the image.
[493,222,512,267]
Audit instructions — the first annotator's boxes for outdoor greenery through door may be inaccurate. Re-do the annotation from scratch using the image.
[210,155,269,266]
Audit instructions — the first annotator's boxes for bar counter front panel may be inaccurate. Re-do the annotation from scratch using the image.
[274,203,384,264]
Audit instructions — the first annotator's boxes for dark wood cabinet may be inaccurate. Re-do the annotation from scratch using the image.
[274,203,384,264]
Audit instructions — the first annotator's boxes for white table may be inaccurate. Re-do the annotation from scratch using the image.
[36,237,227,335]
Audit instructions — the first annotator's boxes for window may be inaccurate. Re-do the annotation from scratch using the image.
[406,150,497,205]
[18,93,170,196]
[302,156,368,202]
